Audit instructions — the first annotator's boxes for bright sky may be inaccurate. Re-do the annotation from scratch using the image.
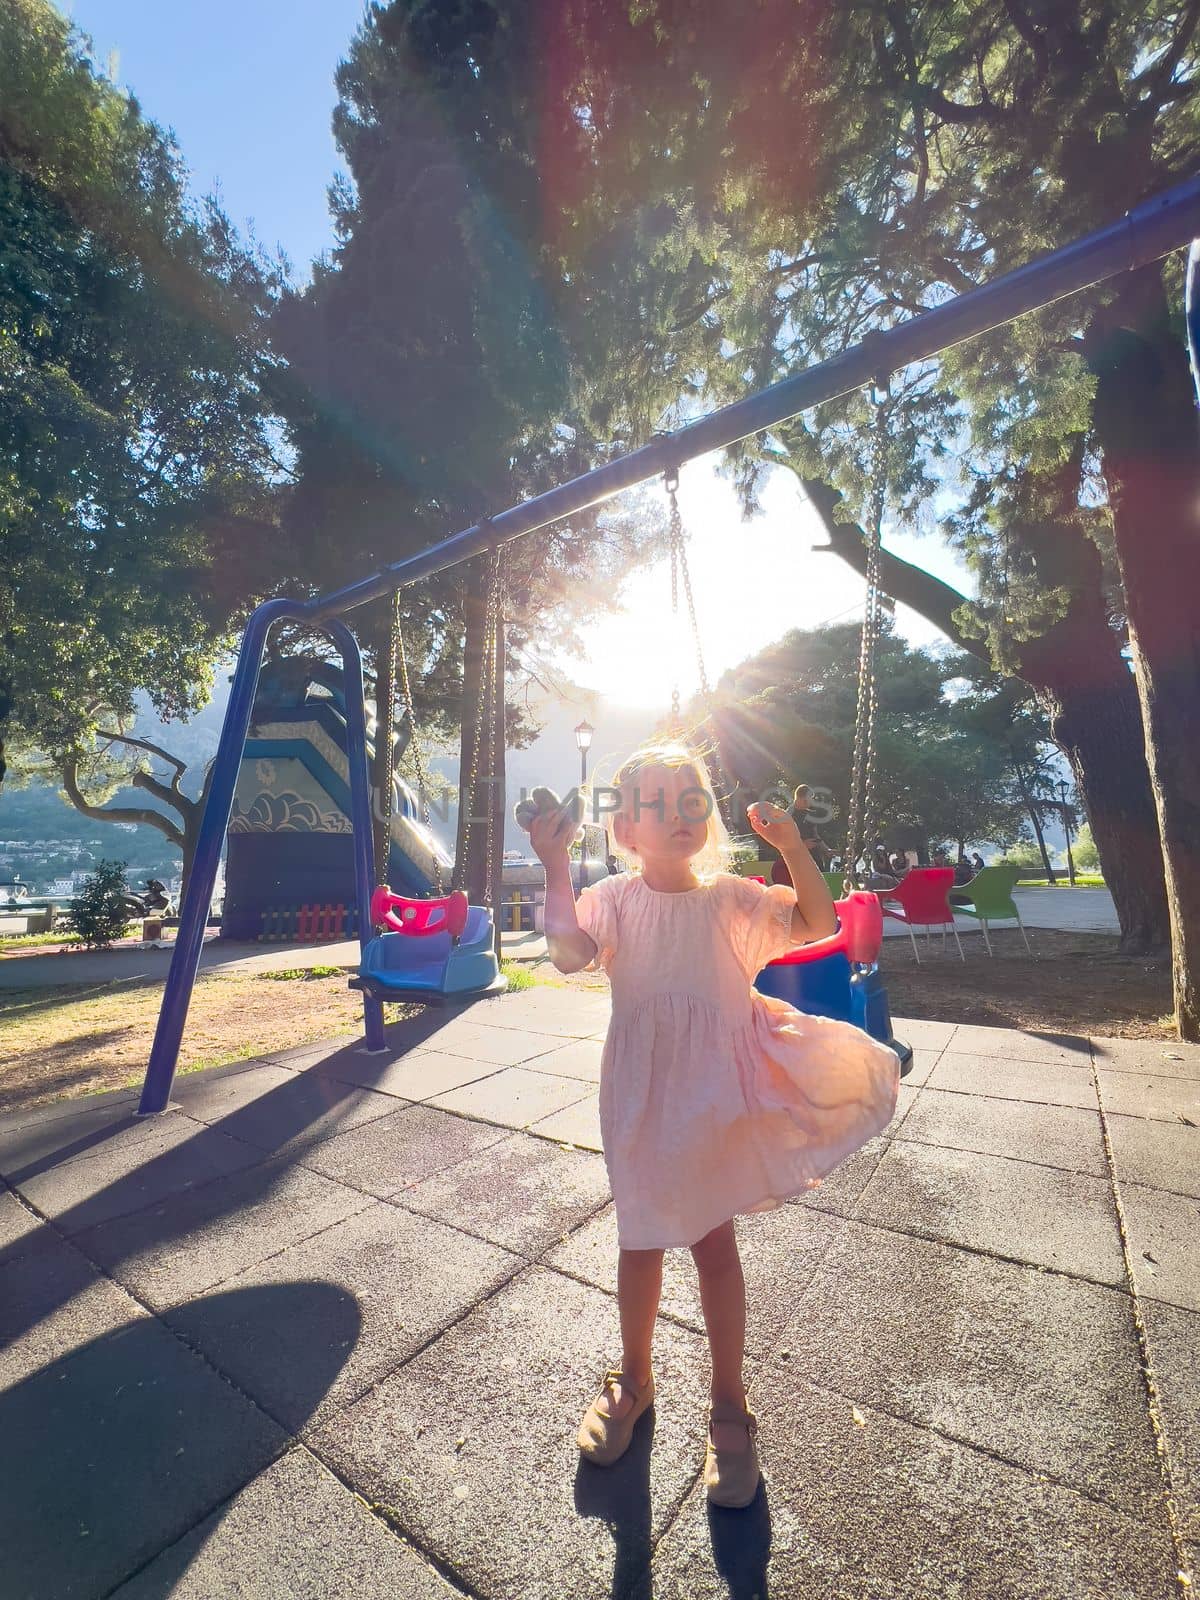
[56,1,972,712]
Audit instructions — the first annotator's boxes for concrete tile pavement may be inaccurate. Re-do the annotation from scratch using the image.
[1,991,1198,1598]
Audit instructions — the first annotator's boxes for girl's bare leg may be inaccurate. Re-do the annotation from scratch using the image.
[597,1245,664,1418]
[691,1219,750,1450]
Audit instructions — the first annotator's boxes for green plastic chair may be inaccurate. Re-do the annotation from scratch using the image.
[951,865,1032,956]
[822,870,845,898]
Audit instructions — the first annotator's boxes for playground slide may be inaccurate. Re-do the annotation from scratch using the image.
[221,675,455,937]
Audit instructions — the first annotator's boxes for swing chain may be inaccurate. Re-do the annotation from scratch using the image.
[454,547,503,901]
[664,467,732,822]
[375,592,401,902]
[665,468,711,721]
[844,382,890,882]
[392,597,444,896]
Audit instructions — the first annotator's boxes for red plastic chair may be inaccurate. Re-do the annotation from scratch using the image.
[877,867,964,963]
[370,886,470,940]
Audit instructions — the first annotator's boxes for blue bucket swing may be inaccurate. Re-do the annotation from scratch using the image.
[352,575,506,1006]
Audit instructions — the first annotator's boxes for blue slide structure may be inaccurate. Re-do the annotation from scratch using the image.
[221,662,452,939]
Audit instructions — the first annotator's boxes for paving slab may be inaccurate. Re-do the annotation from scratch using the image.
[889,1016,958,1051]
[465,986,612,1039]
[295,1101,512,1198]
[312,1264,711,1600]
[1092,1037,1200,1081]
[770,1220,1162,1520]
[0,1305,286,1600]
[789,1131,893,1219]
[426,1064,594,1128]
[404,1018,568,1067]
[0,1098,192,1184]
[650,1377,1178,1600]
[0,1228,149,1387]
[1139,1299,1200,1543]
[313,1046,503,1102]
[74,1156,374,1311]
[544,1202,843,1362]
[111,1446,461,1600]
[1119,1182,1200,1312]
[10,1115,268,1236]
[527,1091,604,1152]
[394,1129,610,1257]
[0,1082,140,1132]
[896,1045,942,1087]
[928,1050,1098,1109]
[165,1060,300,1122]
[898,1087,1109,1176]
[0,1186,44,1265]
[854,1140,1127,1285]
[193,1071,402,1159]
[944,1024,1092,1065]
[1107,1112,1200,1198]
[166,1201,523,1432]
[523,1035,605,1083]
[1098,1069,1200,1125]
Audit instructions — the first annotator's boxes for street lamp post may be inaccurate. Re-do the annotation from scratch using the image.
[1058,779,1077,887]
[574,719,594,890]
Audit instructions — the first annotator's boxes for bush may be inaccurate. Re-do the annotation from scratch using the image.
[69,860,131,949]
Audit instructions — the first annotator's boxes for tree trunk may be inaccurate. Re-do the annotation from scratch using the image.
[1039,667,1168,952]
[1088,266,1200,1037]
[1015,771,1056,882]
[801,474,1170,950]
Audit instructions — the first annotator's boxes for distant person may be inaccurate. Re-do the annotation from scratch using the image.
[771,783,832,883]
[605,852,623,876]
[889,851,908,877]
[952,853,974,888]
[971,852,985,873]
[861,844,899,893]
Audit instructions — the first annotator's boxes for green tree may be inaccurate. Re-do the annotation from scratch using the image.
[709,621,1037,858]
[0,0,283,790]
[270,1,693,897]
[1073,824,1102,875]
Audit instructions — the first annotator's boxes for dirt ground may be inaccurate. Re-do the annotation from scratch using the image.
[0,971,416,1115]
[534,928,1177,1040]
[0,929,1175,1119]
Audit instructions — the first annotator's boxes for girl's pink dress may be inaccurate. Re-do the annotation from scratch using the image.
[575,871,900,1249]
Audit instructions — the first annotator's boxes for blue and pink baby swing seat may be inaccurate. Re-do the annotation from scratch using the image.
[753,888,912,1070]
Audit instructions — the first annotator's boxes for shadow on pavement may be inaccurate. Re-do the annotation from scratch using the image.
[575,1408,655,1600]
[0,1282,360,1600]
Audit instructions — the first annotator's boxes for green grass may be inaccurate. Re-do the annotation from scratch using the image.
[500,960,537,991]
[1016,876,1107,889]
[257,964,345,980]
[0,930,78,950]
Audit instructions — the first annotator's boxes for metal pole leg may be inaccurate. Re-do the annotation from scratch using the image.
[139,600,297,1114]
[329,620,387,1053]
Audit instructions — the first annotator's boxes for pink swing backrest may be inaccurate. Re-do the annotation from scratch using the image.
[767,889,883,968]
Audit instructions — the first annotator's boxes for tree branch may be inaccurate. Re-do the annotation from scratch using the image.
[61,759,187,848]
[800,476,984,656]
[97,728,188,788]
[1002,0,1049,75]
[1136,0,1200,95]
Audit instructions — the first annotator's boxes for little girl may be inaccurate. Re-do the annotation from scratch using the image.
[527,741,899,1508]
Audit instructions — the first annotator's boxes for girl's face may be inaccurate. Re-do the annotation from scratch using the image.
[613,763,712,866]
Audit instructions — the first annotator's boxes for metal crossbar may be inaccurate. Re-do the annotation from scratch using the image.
[138,176,1200,1114]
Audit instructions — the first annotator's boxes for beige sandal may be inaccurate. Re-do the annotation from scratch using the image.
[703,1400,761,1508]
[577,1368,655,1466]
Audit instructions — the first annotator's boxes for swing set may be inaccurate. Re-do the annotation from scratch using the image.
[137,174,1200,1115]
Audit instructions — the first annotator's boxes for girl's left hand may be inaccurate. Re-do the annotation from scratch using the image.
[748,800,803,850]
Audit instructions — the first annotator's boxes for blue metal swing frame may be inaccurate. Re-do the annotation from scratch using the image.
[138,174,1200,1115]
